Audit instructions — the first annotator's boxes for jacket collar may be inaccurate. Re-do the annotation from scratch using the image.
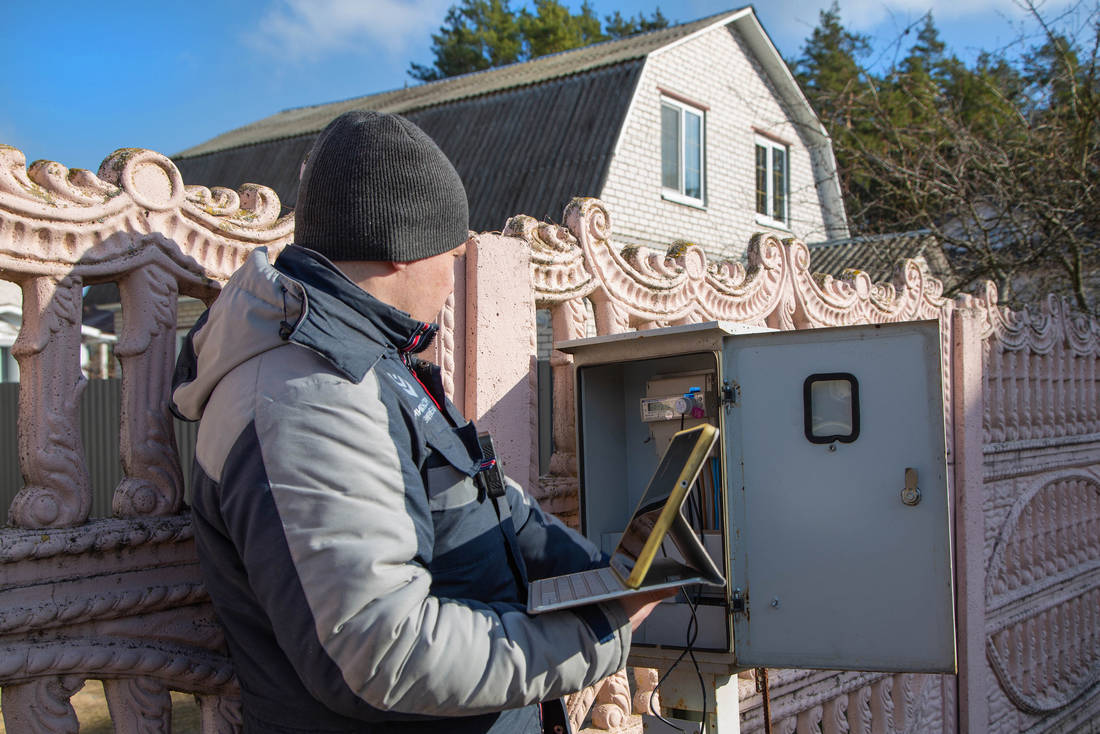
[274,245,439,382]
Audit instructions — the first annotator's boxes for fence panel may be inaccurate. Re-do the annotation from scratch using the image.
[964,289,1100,733]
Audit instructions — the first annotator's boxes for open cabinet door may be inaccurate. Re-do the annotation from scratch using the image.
[724,320,956,673]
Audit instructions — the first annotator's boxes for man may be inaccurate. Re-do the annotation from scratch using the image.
[172,110,666,733]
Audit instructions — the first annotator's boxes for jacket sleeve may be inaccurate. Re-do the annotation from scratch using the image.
[506,479,608,580]
[243,369,631,719]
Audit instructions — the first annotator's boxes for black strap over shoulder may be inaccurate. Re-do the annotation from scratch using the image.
[476,432,530,602]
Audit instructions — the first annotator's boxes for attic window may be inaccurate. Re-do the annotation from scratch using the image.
[755,134,788,227]
[661,97,705,206]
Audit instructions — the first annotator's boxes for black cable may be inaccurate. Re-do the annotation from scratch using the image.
[647,474,711,733]
[688,588,708,733]
[646,590,707,733]
[647,610,694,732]
[686,481,700,531]
[690,473,704,533]
[648,517,688,731]
[684,479,709,732]
[684,477,709,732]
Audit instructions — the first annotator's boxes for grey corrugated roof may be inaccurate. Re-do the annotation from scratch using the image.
[407,64,643,229]
[808,231,953,284]
[176,8,745,159]
[175,135,315,212]
[176,62,644,230]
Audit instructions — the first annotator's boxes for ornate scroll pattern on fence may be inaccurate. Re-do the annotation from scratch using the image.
[0,146,291,732]
[9,274,89,527]
[788,240,951,329]
[0,676,83,734]
[959,285,1100,448]
[570,668,652,734]
[114,264,183,517]
[985,473,1100,713]
[518,197,791,328]
[102,677,173,732]
[590,670,637,732]
[0,147,293,528]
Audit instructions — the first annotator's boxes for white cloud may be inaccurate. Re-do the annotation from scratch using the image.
[249,0,452,60]
[837,0,1022,27]
[766,0,1075,30]
[755,0,1084,63]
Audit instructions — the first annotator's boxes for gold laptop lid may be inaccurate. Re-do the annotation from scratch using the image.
[609,424,719,588]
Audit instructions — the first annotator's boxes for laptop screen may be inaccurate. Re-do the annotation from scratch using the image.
[609,428,706,576]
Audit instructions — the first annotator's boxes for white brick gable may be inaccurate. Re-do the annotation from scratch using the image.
[600,21,841,262]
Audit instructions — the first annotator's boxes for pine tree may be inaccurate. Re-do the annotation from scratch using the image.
[793,4,880,228]
[519,0,604,58]
[410,1,669,81]
[604,8,668,39]
[409,0,523,82]
[899,13,947,81]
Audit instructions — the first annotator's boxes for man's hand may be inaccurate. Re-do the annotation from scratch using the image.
[618,588,678,632]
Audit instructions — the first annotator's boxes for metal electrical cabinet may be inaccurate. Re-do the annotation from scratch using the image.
[559,320,956,674]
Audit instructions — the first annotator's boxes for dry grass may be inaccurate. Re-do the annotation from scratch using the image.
[0,680,200,733]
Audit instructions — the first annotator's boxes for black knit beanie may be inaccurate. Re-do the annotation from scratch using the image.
[294,110,469,262]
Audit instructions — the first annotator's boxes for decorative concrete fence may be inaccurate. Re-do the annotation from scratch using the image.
[513,198,1100,733]
[0,147,293,732]
[0,148,1096,733]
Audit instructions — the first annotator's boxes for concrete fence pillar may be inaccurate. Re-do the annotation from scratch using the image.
[461,232,538,492]
[952,306,989,734]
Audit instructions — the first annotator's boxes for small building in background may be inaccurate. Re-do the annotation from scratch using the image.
[0,281,117,383]
[807,231,956,288]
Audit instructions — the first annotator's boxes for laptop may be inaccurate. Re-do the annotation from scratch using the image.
[528,424,726,614]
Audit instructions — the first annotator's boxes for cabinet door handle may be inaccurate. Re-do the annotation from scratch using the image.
[901,467,921,506]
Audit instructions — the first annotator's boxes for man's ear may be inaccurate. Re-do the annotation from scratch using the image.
[391,261,411,272]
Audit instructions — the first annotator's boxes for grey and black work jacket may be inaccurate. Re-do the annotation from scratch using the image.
[171,245,631,733]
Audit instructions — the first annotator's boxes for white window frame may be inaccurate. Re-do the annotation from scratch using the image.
[660,96,706,208]
[754,134,790,229]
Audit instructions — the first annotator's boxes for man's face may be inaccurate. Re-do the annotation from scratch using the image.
[395,240,467,323]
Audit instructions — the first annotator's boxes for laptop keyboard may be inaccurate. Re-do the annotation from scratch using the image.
[532,567,623,608]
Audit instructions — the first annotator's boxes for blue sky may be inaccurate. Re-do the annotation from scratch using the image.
[1,0,1074,174]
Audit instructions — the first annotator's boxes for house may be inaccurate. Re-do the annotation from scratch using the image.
[0,280,116,382]
[173,7,849,263]
[0,281,23,381]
